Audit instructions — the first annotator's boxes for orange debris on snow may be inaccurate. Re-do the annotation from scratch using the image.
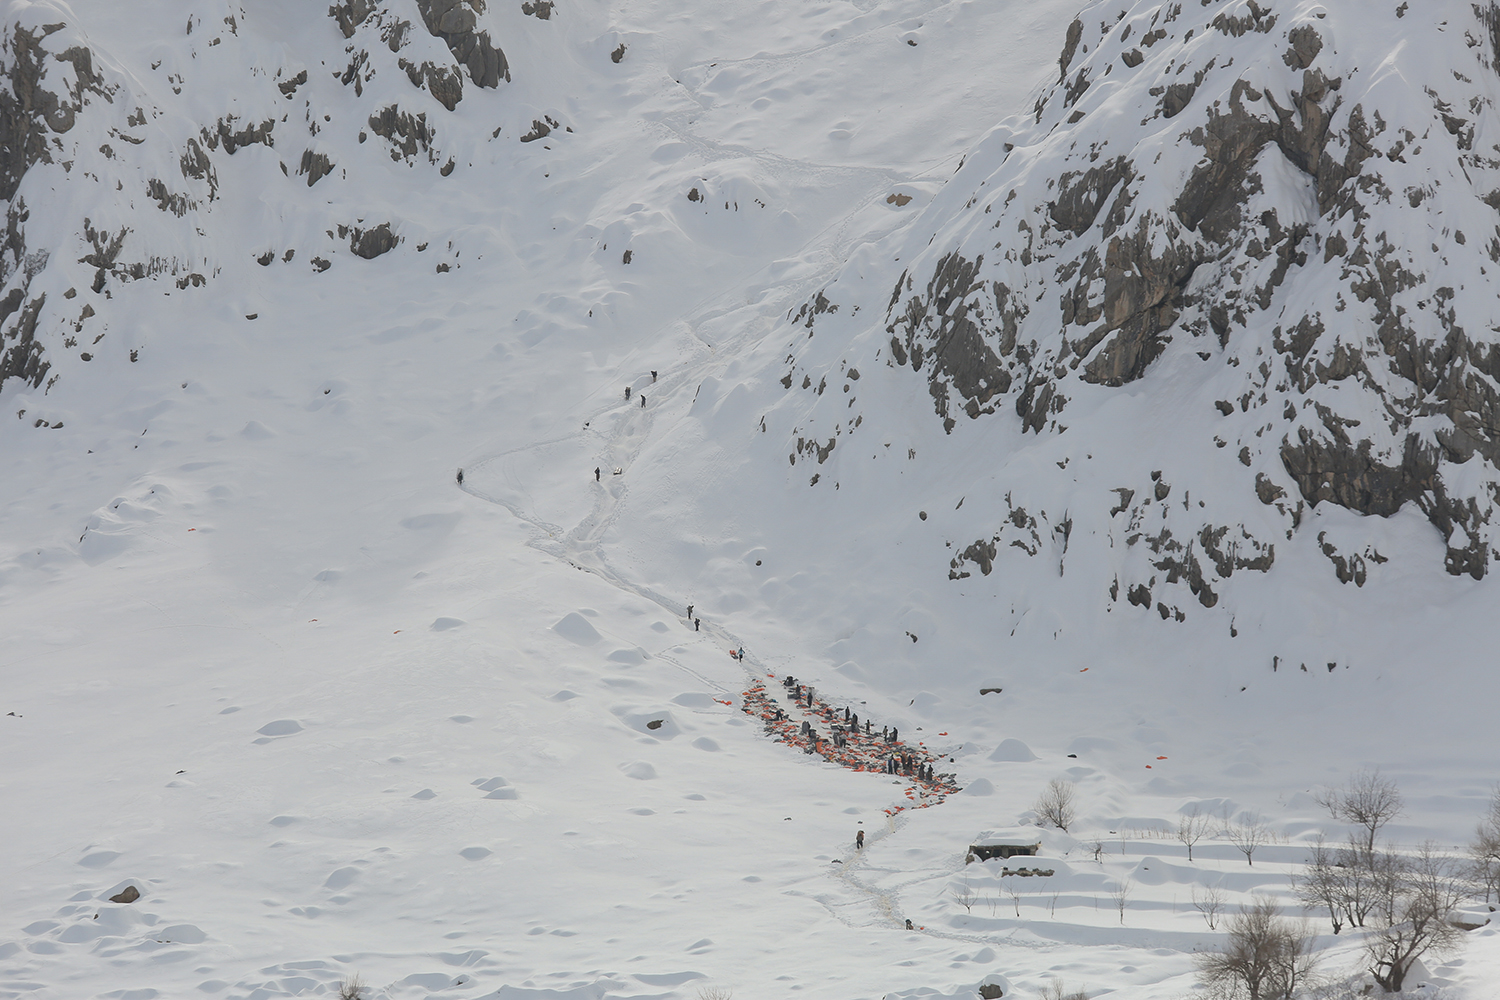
[739,678,960,814]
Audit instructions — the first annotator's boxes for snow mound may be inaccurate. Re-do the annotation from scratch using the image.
[552,612,601,646]
[987,739,1037,762]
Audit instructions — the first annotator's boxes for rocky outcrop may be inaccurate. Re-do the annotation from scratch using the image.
[368,105,435,161]
[342,223,398,259]
[414,0,508,89]
[0,24,112,201]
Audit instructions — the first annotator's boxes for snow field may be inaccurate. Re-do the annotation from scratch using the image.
[2,0,1500,997]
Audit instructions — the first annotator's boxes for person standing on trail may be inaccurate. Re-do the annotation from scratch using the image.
[865,719,871,734]
[687,604,694,619]
[641,394,646,408]
[905,919,915,930]
[651,370,658,382]
[881,726,888,741]
[625,386,631,400]
[852,713,859,731]
[456,468,464,484]
[856,829,865,849]
[891,727,899,744]
[694,618,700,631]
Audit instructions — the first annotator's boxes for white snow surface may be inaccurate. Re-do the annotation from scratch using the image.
[1,1,1498,999]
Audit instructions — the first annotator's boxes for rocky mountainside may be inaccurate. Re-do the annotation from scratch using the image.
[748,0,1500,640]
[0,0,526,396]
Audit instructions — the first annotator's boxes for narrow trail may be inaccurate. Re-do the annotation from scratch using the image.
[453,160,986,936]
[457,375,994,937]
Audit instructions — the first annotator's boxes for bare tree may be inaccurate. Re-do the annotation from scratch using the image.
[1177,806,1213,862]
[1006,882,1022,917]
[1196,897,1321,1000]
[1364,842,1466,993]
[1089,838,1105,863]
[1294,834,1345,934]
[1192,882,1226,931]
[1315,767,1403,856]
[1232,816,1270,866]
[1109,879,1132,924]
[1040,980,1089,1000]
[338,976,367,1000]
[951,879,976,915]
[1035,777,1077,832]
[1468,783,1500,903]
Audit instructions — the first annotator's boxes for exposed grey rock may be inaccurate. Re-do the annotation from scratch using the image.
[399,58,463,110]
[886,253,1011,433]
[415,0,509,88]
[298,150,335,187]
[146,179,193,216]
[0,24,109,201]
[329,0,374,38]
[201,116,275,154]
[368,105,434,161]
[346,223,398,259]
[277,69,308,98]
[520,116,558,142]
[0,283,47,391]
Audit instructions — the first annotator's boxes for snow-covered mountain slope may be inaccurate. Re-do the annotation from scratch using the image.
[2,1,1499,999]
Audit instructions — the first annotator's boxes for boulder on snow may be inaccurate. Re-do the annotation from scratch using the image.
[107,885,140,904]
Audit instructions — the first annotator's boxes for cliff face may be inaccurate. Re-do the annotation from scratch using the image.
[771,0,1500,619]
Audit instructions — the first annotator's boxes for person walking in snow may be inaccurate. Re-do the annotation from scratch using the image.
[641,395,646,408]
[594,467,601,481]
[651,370,657,382]
[694,618,700,631]
[456,468,464,484]
[687,604,694,619]
[856,829,865,849]
[625,386,631,400]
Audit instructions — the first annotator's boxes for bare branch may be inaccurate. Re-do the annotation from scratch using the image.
[1231,815,1270,866]
[1316,767,1403,854]
[1176,806,1212,862]
[1192,882,1225,930]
